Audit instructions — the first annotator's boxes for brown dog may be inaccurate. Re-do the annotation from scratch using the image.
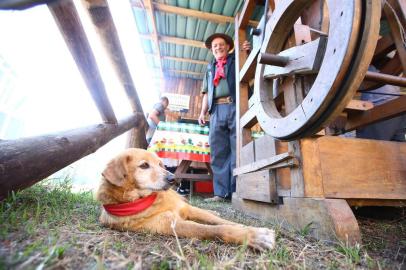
[96,148,275,250]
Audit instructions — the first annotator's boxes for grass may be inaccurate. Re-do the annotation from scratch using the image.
[0,179,405,269]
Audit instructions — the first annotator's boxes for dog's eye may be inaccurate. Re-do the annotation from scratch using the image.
[139,162,150,169]
[159,162,164,168]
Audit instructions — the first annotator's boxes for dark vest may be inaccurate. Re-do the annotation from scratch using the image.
[206,53,236,114]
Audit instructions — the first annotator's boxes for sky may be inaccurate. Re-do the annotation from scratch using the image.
[0,0,160,189]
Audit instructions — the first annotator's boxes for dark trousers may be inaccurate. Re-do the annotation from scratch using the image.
[357,115,406,142]
[209,103,236,198]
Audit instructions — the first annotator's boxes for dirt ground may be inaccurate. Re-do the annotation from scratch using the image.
[0,182,405,269]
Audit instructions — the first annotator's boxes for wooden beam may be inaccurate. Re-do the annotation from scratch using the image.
[240,107,258,129]
[233,152,296,176]
[373,35,396,60]
[132,1,259,27]
[143,0,163,75]
[160,35,206,48]
[263,37,327,79]
[239,45,260,83]
[165,69,204,76]
[163,56,208,65]
[140,34,206,48]
[345,96,406,131]
[0,114,143,200]
[238,0,257,28]
[48,0,117,124]
[344,100,374,112]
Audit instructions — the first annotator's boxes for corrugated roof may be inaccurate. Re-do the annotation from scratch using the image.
[130,0,264,90]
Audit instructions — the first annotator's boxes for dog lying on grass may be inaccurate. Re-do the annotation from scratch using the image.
[96,148,275,250]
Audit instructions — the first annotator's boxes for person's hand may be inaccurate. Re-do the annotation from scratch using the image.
[198,113,206,126]
[242,40,251,51]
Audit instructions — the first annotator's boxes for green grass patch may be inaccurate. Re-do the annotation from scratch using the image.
[1,181,403,269]
[336,242,362,264]
[0,178,99,239]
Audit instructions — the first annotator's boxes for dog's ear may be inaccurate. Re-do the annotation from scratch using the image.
[102,155,132,186]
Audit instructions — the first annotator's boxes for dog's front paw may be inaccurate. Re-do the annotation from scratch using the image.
[247,227,276,250]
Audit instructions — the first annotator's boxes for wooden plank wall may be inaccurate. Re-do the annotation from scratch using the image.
[164,76,203,122]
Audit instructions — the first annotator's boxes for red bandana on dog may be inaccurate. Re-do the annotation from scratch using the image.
[213,57,227,87]
[103,193,157,216]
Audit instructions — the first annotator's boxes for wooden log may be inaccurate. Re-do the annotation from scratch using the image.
[0,114,142,200]
[48,0,117,124]
[81,0,147,148]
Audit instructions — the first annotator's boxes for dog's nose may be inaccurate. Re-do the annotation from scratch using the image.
[166,172,176,184]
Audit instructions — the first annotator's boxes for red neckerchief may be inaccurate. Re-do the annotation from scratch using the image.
[103,193,157,217]
[213,57,227,87]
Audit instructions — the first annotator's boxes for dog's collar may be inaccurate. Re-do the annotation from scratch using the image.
[103,193,157,217]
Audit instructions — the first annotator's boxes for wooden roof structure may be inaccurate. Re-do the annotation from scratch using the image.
[130,0,263,86]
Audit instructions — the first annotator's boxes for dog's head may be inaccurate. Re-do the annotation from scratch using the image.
[102,148,175,191]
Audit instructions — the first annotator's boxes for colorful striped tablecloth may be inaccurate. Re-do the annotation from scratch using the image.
[147,122,210,163]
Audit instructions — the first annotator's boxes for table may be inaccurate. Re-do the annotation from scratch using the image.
[147,122,213,197]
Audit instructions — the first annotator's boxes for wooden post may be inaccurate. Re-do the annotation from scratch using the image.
[235,13,251,167]
[48,0,117,124]
[0,114,143,200]
[82,0,148,149]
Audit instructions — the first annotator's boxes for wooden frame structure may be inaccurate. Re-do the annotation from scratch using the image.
[233,0,406,244]
[0,0,148,199]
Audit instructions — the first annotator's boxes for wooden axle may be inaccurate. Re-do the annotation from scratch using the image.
[364,71,406,87]
[258,52,289,67]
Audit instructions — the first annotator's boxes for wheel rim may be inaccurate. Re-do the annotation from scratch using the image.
[253,0,369,140]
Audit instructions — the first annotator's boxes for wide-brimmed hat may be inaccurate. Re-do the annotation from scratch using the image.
[205,33,234,50]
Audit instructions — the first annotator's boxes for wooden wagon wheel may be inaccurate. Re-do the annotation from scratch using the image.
[252,0,381,140]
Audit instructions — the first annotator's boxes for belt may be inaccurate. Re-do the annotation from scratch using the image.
[214,96,233,104]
